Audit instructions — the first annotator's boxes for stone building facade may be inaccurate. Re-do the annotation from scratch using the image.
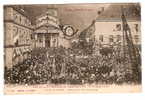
[34,8,73,48]
[4,6,33,68]
[34,8,62,48]
[94,4,141,48]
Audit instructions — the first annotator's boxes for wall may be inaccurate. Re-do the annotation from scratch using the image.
[4,6,33,68]
[94,20,141,46]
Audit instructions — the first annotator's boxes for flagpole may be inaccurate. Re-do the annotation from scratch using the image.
[121,6,126,66]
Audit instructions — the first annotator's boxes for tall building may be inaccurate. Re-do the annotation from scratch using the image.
[94,4,141,48]
[4,6,33,68]
[34,8,63,48]
[33,8,75,48]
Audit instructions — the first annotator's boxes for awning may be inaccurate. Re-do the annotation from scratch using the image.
[21,47,25,53]
[22,47,27,54]
[16,48,21,56]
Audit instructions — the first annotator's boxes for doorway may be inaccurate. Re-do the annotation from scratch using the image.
[45,35,50,47]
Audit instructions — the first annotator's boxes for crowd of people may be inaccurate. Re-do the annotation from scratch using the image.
[4,46,141,85]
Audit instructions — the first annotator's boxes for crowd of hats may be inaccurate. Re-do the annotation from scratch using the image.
[4,47,140,85]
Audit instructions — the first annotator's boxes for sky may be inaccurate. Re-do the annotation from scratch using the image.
[20,4,110,32]
[11,3,140,32]
[57,4,110,32]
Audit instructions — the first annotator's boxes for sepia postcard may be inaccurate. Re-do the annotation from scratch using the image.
[4,3,141,94]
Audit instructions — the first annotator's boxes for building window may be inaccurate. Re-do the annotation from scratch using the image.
[39,38,42,42]
[30,34,34,39]
[134,35,139,43]
[134,24,139,32]
[116,35,121,42]
[109,35,114,42]
[19,16,22,23]
[16,15,20,23]
[13,26,18,38]
[23,31,25,38]
[38,35,43,43]
[116,24,121,31]
[14,14,18,21]
[99,35,103,42]
[15,39,19,46]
